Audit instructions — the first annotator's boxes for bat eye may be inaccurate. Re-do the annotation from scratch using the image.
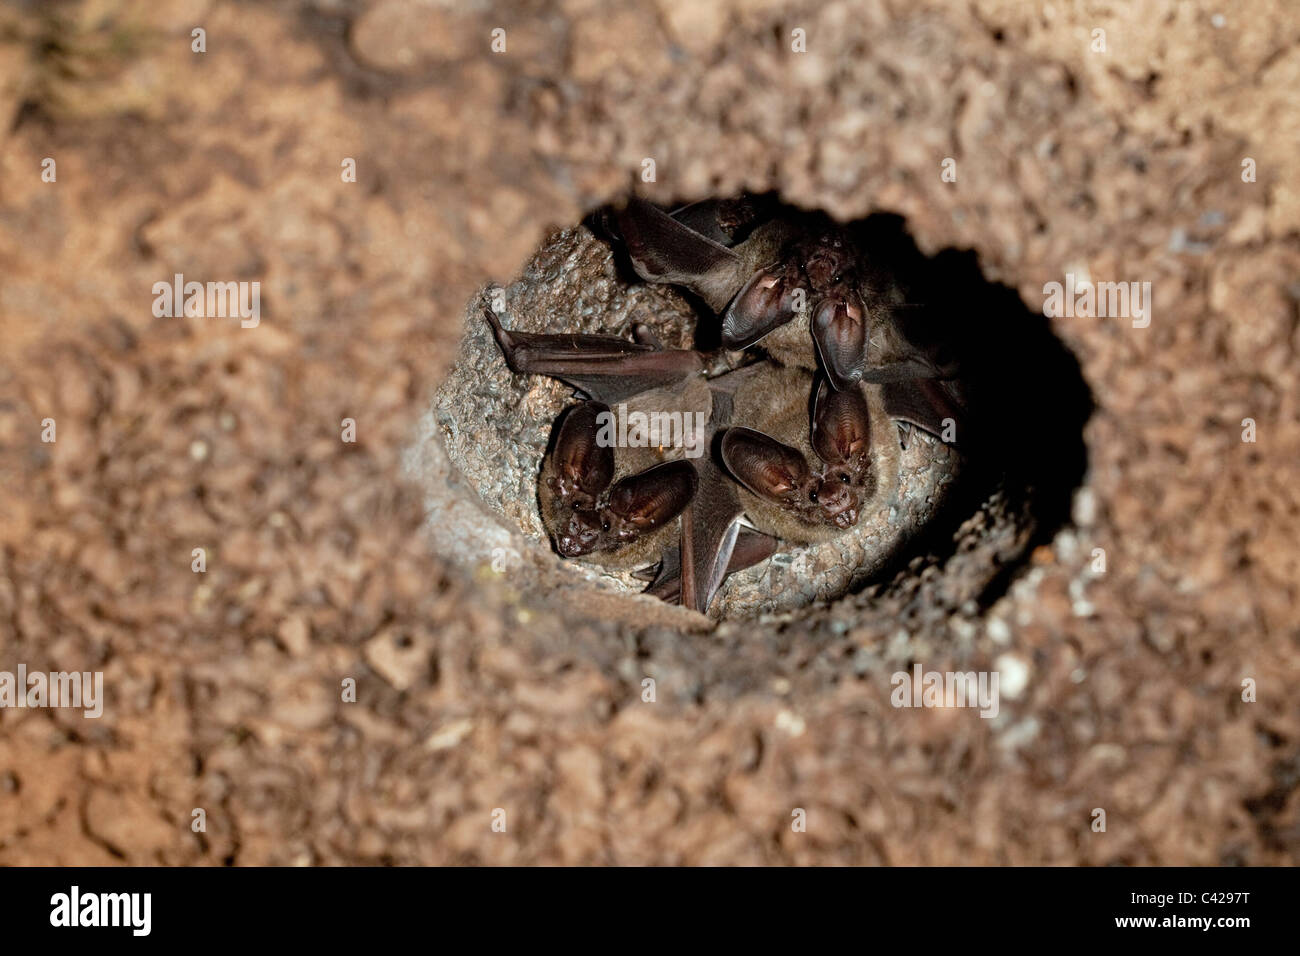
[602,519,611,531]
[808,489,818,503]
[840,473,850,483]
[832,273,842,284]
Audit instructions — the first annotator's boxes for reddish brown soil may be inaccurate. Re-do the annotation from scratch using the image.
[0,0,1296,864]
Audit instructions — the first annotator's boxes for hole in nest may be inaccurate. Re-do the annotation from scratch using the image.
[412,193,1092,625]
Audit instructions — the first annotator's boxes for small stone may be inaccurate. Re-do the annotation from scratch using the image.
[1072,488,1097,527]
[997,717,1041,750]
[949,615,976,641]
[277,616,311,657]
[270,682,333,730]
[995,653,1030,699]
[425,718,475,752]
[775,709,806,737]
[364,629,429,691]
[986,617,1012,644]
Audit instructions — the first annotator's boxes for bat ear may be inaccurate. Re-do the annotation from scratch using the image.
[721,427,812,503]
[812,377,872,466]
[607,461,698,531]
[721,269,798,349]
[615,197,742,285]
[811,295,867,390]
[554,402,615,495]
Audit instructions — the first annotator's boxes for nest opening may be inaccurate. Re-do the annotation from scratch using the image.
[409,194,1092,629]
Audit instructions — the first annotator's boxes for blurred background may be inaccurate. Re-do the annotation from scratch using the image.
[0,0,1296,864]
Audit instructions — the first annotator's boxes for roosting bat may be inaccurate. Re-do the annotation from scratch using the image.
[721,366,900,544]
[475,193,978,616]
[538,399,698,567]
[482,306,776,613]
[610,196,965,442]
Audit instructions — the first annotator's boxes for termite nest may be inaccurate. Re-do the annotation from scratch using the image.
[411,194,1091,625]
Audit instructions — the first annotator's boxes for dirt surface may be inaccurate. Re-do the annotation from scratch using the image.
[0,0,1297,864]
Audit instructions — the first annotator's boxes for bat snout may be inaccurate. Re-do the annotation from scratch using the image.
[556,510,606,557]
[830,506,859,529]
[815,479,860,529]
[556,534,596,557]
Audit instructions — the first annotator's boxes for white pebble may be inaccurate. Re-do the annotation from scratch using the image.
[995,653,1030,699]
[987,617,1012,644]
[1072,488,1097,527]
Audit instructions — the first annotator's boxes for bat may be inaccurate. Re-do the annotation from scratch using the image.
[483,305,769,613]
[720,366,900,545]
[610,196,965,442]
[539,399,698,569]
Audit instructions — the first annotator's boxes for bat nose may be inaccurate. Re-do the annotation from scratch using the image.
[558,522,600,556]
[817,483,859,528]
[557,536,585,557]
[831,507,858,529]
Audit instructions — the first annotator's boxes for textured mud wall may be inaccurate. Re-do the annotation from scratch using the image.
[0,0,1296,864]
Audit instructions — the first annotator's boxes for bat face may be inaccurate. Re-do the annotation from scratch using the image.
[722,377,876,532]
[723,228,871,390]
[809,377,876,527]
[543,401,698,558]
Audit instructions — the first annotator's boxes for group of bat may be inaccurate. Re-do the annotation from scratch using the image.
[482,195,964,614]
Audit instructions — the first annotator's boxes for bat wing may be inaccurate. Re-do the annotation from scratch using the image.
[615,198,749,313]
[674,382,767,613]
[881,378,964,442]
[644,528,778,604]
[483,307,703,404]
[664,197,764,247]
[679,454,744,613]
[726,528,780,575]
